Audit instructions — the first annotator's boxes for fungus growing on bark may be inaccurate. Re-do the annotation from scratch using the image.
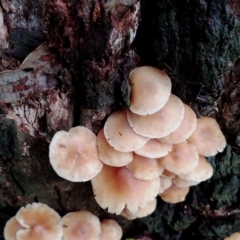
[100,219,123,240]
[60,211,101,240]
[97,129,133,167]
[91,164,160,214]
[159,104,197,144]
[49,126,103,182]
[15,203,62,240]
[134,139,172,158]
[104,109,149,152]
[120,198,157,219]
[188,117,226,157]
[159,185,190,203]
[126,153,164,180]
[158,141,199,175]
[129,66,172,115]
[127,94,185,138]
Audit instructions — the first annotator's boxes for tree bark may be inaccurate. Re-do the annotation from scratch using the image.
[0,0,240,239]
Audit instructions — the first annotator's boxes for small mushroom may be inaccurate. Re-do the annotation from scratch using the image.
[159,185,189,204]
[127,94,185,138]
[91,164,160,214]
[97,129,133,167]
[159,176,173,193]
[159,104,197,144]
[100,219,123,240]
[126,153,164,180]
[188,117,226,157]
[158,141,199,175]
[15,202,62,240]
[4,217,24,240]
[49,126,103,182]
[134,139,172,158]
[129,66,172,115]
[61,211,101,240]
[104,110,149,152]
[120,198,157,220]
[172,176,199,188]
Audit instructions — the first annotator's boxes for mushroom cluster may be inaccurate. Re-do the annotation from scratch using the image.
[48,66,226,219]
[4,202,123,240]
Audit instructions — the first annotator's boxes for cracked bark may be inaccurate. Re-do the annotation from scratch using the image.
[0,0,240,239]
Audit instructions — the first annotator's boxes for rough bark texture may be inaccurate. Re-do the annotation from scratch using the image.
[0,0,240,239]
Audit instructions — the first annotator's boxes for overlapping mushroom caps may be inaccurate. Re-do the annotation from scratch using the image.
[4,203,62,240]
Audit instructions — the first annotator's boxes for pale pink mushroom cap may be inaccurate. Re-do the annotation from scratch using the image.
[97,129,133,167]
[159,185,189,203]
[91,164,160,214]
[15,202,62,240]
[159,176,173,193]
[134,139,172,158]
[159,104,197,144]
[225,232,240,240]
[161,169,176,179]
[158,141,199,175]
[179,155,213,182]
[100,219,123,240]
[127,94,185,138]
[172,176,199,188]
[4,217,24,240]
[126,153,164,180]
[104,110,149,152]
[120,198,157,220]
[49,126,103,182]
[129,66,172,115]
[61,211,101,240]
[188,117,227,157]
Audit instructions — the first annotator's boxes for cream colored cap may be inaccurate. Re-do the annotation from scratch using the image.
[120,198,157,220]
[91,164,160,214]
[104,110,149,152]
[158,141,199,175]
[224,232,240,240]
[172,176,199,188]
[159,185,189,204]
[61,211,101,240]
[4,217,24,240]
[126,153,164,180]
[97,129,133,167]
[127,94,185,138]
[100,219,123,240]
[158,176,173,193]
[49,126,103,182]
[15,202,62,240]
[188,117,226,157]
[159,104,197,144]
[134,139,172,158]
[129,66,172,115]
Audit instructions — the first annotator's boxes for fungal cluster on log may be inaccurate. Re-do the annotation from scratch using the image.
[4,202,123,240]
[48,66,226,219]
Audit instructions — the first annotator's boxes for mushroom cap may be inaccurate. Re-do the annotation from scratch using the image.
[100,219,123,240]
[126,153,164,180]
[4,217,24,240]
[120,198,157,220]
[127,94,185,138]
[134,139,172,158]
[159,176,173,193]
[104,110,149,152]
[188,117,226,157]
[129,66,172,115]
[91,164,160,214]
[225,232,240,240]
[172,176,199,188]
[158,141,199,175]
[15,202,62,240]
[179,155,213,182]
[161,169,176,179]
[97,129,133,167]
[159,104,197,144]
[159,185,189,203]
[49,126,103,182]
[61,211,101,240]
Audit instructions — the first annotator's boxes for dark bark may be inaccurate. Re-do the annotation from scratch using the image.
[0,0,240,239]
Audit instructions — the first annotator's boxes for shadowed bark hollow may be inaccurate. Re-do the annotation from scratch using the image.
[0,0,240,239]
